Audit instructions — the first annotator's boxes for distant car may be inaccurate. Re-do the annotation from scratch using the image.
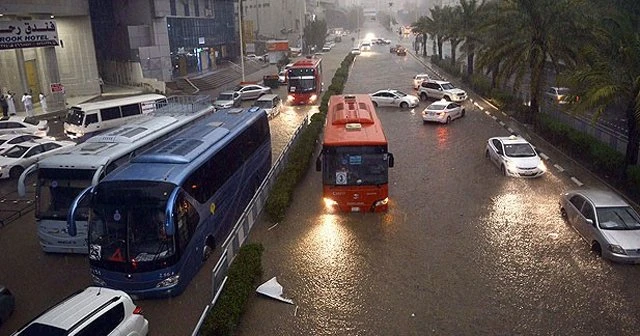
[245,53,266,62]
[560,189,640,263]
[396,47,407,56]
[360,41,372,51]
[233,84,272,100]
[322,44,332,52]
[253,94,283,119]
[422,99,465,124]
[544,86,573,104]
[418,80,468,102]
[0,138,76,179]
[278,70,288,84]
[0,116,49,137]
[0,285,15,327]
[382,39,392,44]
[11,286,148,336]
[213,91,241,109]
[351,47,361,55]
[369,89,420,108]
[413,74,430,89]
[0,134,47,154]
[485,135,546,178]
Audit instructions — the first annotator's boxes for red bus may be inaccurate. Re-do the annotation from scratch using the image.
[315,94,395,212]
[287,57,322,105]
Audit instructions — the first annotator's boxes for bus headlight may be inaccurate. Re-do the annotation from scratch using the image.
[374,197,389,207]
[287,95,294,102]
[323,198,338,208]
[156,274,180,288]
[309,94,318,103]
[91,274,107,286]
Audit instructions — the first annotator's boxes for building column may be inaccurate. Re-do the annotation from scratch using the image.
[42,46,65,113]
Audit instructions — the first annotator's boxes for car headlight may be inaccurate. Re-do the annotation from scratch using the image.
[537,160,547,172]
[504,160,518,171]
[309,94,318,102]
[156,274,180,288]
[608,244,627,255]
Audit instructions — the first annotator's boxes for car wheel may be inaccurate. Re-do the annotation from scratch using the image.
[560,207,568,219]
[444,96,451,101]
[591,241,602,257]
[500,164,507,176]
[372,101,378,107]
[420,93,428,101]
[9,166,24,179]
[400,102,408,108]
[445,116,451,124]
[202,237,215,261]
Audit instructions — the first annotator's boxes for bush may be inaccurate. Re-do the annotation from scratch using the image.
[200,243,264,336]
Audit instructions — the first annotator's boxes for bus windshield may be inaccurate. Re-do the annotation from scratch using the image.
[88,181,177,271]
[65,108,84,126]
[322,146,389,186]
[288,78,316,93]
[37,168,96,220]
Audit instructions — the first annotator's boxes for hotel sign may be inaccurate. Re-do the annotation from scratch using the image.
[0,20,59,50]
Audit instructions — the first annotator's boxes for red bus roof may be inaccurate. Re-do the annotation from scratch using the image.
[322,94,388,146]
[291,57,321,68]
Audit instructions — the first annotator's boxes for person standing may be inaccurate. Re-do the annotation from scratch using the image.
[21,92,33,117]
[6,91,16,116]
[0,94,8,117]
[39,93,48,113]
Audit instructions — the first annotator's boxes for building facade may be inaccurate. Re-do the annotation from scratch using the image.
[241,0,306,52]
[0,0,99,112]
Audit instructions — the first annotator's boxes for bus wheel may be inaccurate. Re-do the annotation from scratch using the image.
[202,237,215,261]
[9,166,24,179]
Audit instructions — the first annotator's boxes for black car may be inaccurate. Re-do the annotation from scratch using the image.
[0,285,15,326]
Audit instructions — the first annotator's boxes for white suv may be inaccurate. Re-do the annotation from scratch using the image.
[418,80,468,102]
[11,286,149,336]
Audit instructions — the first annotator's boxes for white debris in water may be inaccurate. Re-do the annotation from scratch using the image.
[256,277,294,305]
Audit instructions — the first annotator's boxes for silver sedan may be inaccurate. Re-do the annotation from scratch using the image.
[421,100,465,124]
[560,189,640,263]
[233,84,272,100]
[368,89,419,108]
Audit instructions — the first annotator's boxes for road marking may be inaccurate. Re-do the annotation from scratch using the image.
[571,177,584,187]
[554,164,565,172]
[539,153,549,160]
[501,111,507,117]
[490,114,497,120]
[499,121,505,126]
[474,102,484,110]
[507,127,515,134]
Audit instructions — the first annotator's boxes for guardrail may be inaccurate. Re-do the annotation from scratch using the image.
[192,115,310,335]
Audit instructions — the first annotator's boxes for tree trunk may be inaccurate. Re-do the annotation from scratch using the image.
[466,52,474,77]
[437,38,443,60]
[451,41,458,66]
[528,56,546,128]
[422,34,427,57]
[624,102,639,168]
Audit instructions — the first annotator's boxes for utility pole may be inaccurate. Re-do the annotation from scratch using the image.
[239,0,245,81]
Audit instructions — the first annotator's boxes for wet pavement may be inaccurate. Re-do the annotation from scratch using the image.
[235,21,640,336]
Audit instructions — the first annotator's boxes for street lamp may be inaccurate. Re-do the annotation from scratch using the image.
[388,2,393,29]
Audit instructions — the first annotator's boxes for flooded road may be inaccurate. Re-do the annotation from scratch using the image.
[236,21,640,335]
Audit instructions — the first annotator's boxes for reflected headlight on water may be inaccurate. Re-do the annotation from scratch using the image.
[323,198,338,209]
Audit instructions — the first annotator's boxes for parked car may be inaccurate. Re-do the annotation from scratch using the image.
[213,91,241,109]
[369,89,420,108]
[418,80,468,102]
[485,135,546,178]
[0,285,15,327]
[233,84,272,100]
[351,47,362,55]
[0,138,76,179]
[0,116,49,137]
[544,86,573,104]
[360,41,372,51]
[560,189,640,263]
[422,99,465,124]
[0,134,48,154]
[413,74,431,89]
[11,286,148,336]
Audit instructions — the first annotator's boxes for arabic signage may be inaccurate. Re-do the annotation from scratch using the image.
[0,20,59,50]
[50,83,64,93]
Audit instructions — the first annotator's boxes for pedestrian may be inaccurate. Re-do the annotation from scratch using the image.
[39,92,48,113]
[6,91,16,116]
[21,92,33,117]
[98,77,104,94]
[0,94,7,117]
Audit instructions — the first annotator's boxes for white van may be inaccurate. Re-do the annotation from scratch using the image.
[64,94,167,140]
[253,94,283,119]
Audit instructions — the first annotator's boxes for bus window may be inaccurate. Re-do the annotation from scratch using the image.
[100,107,122,121]
[120,103,142,117]
[175,193,200,252]
[84,113,99,126]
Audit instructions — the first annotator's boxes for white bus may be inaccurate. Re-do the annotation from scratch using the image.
[18,95,215,254]
[63,93,168,140]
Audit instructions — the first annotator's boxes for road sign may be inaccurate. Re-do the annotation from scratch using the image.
[50,82,64,94]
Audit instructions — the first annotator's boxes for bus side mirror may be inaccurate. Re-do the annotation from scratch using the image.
[388,153,394,168]
[316,156,322,171]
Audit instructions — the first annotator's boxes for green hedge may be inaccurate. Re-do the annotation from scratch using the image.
[264,53,355,223]
[200,243,264,336]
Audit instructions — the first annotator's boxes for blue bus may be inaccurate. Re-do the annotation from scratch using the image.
[68,106,272,298]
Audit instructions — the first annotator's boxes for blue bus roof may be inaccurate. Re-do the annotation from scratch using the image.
[101,106,266,184]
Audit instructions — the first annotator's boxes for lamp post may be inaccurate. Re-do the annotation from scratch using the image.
[239,0,245,81]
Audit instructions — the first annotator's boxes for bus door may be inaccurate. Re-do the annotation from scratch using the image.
[67,186,94,237]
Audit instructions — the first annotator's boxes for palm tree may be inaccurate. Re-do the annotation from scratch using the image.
[457,0,486,77]
[411,16,430,57]
[473,0,585,125]
[563,0,640,167]
[443,6,463,66]
[428,6,448,60]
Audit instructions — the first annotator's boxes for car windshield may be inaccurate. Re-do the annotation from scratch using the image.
[3,144,29,158]
[597,207,640,230]
[441,83,456,90]
[65,107,84,126]
[504,143,536,157]
[427,104,447,111]
[217,93,234,101]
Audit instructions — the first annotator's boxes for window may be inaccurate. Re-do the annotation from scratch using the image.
[569,195,585,211]
[25,145,44,158]
[170,0,176,15]
[580,202,595,222]
[183,0,190,16]
[194,0,199,16]
[74,303,124,336]
[120,103,142,117]
[100,107,122,121]
[84,113,99,126]
[176,193,200,252]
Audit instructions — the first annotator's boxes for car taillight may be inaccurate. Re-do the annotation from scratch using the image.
[133,306,143,314]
